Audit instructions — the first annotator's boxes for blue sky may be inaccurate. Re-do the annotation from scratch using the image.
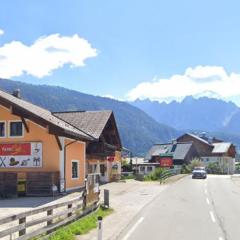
[0,0,240,103]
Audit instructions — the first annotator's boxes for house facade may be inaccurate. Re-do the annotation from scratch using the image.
[52,110,122,183]
[145,142,199,166]
[0,89,122,197]
[177,133,236,174]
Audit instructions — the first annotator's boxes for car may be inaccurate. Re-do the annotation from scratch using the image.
[192,166,207,179]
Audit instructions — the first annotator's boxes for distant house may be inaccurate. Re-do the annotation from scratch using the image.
[177,133,213,156]
[177,133,236,174]
[143,142,199,172]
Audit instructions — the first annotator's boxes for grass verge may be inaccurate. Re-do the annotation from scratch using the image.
[48,206,113,240]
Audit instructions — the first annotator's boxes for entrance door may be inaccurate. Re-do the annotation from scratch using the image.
[100,164,108,183]
[0,172,17,198]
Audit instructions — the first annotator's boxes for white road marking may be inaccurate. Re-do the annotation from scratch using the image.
[206,198,210,205]
[204,189,208,195]
[210,211,216,223]
[122,217,144,240]
[219,237,224,240]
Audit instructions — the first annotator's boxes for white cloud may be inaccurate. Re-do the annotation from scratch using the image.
[0,29,4,36]
[0,33,97,78]
[127,66,240,102]
[101,94,124,102]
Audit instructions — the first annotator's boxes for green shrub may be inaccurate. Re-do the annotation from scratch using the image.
[121,174,134,180]
[189,158,203,170]
[144,168,168,181]
[181,164,191,174]
[206,162,223,174]
[181,158,203,174]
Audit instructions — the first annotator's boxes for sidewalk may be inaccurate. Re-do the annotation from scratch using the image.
[77,179,169,240]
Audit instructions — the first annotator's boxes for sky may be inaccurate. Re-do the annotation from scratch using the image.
[0,1,240,105]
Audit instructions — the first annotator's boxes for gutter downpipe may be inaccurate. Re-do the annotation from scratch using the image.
[63,140,78,192]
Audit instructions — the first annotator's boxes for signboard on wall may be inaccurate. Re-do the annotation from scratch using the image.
[107,156,115,162]
[160,157,173,167]
[0,142,42,168]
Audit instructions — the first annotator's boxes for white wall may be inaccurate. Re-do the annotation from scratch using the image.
[201,156,235,174]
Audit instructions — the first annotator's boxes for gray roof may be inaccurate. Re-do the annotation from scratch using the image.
[212,142,231,153]
[145,142,193,161]
[183,133,211,145]
[174,143,193,160]
[53,111,113,139]
[0,89,93,141]
[144,144,171,161]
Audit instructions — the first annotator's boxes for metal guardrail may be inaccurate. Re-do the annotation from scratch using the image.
[159,169,177,184]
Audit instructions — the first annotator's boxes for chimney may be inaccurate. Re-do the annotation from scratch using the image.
[12,89,21,98]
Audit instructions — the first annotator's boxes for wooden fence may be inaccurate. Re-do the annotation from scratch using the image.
[0,195,99,240]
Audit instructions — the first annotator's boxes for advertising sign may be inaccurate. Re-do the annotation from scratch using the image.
[107,156,115,162]
[0,142,42,168]
[160,157,173,167]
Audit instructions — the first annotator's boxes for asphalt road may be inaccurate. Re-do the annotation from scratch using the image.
[118,175,240,240]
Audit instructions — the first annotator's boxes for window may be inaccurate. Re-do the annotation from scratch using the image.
[0,122,6,137]
[100,164,106,177]
[140,166,145,172]
[9,121,23,137]
[72,160,79,179]
[147,166,153,172]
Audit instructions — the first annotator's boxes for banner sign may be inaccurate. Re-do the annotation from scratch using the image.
[0,142,42,168]
[160,157,173,167]
[107,156,115,162]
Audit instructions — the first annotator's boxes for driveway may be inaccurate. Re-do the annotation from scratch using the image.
[78,179,173,240]
[0,192,82,219]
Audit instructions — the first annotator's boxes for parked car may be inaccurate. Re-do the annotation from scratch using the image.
[192,167,207,179]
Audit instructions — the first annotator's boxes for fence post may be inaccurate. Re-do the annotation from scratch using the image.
[68,204,73,218]
[47,209,53,226]
[19,217,26,236]
[104,189,109,208]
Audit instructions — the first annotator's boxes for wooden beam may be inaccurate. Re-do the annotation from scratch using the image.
[54,135,63,151]
[20,116,29,133]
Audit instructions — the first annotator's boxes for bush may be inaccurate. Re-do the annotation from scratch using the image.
[206,162,223,174]
[181,164,191,174]
[121,174,134,180]
[181,159,203,174]
[144,168,168,181]
[189,158,203,170]
[236,163,240,171]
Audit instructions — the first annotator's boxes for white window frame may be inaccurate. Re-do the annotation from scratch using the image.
[71,160,80,180]
[0,121,6,138]
[8,120,24,138]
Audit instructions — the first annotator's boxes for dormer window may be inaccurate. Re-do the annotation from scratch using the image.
[0,121,6,137]
[9,121,23,137]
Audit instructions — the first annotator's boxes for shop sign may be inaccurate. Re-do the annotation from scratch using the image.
[0,142,42,168]
[107,156,115,162]
[160,157,173,167]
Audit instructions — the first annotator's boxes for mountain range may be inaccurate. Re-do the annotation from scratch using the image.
[1,78,240,155]
[132,97,240,133]
[0,79,178,156]
[131,97,240,149]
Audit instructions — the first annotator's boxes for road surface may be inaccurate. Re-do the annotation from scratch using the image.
[118,175,240,240]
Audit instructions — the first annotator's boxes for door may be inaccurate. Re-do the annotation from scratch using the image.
[100,164,108,182]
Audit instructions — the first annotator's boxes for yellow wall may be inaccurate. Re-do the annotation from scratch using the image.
[0,105,60,173]
[0,105,86,190]
[65,139,85,190]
